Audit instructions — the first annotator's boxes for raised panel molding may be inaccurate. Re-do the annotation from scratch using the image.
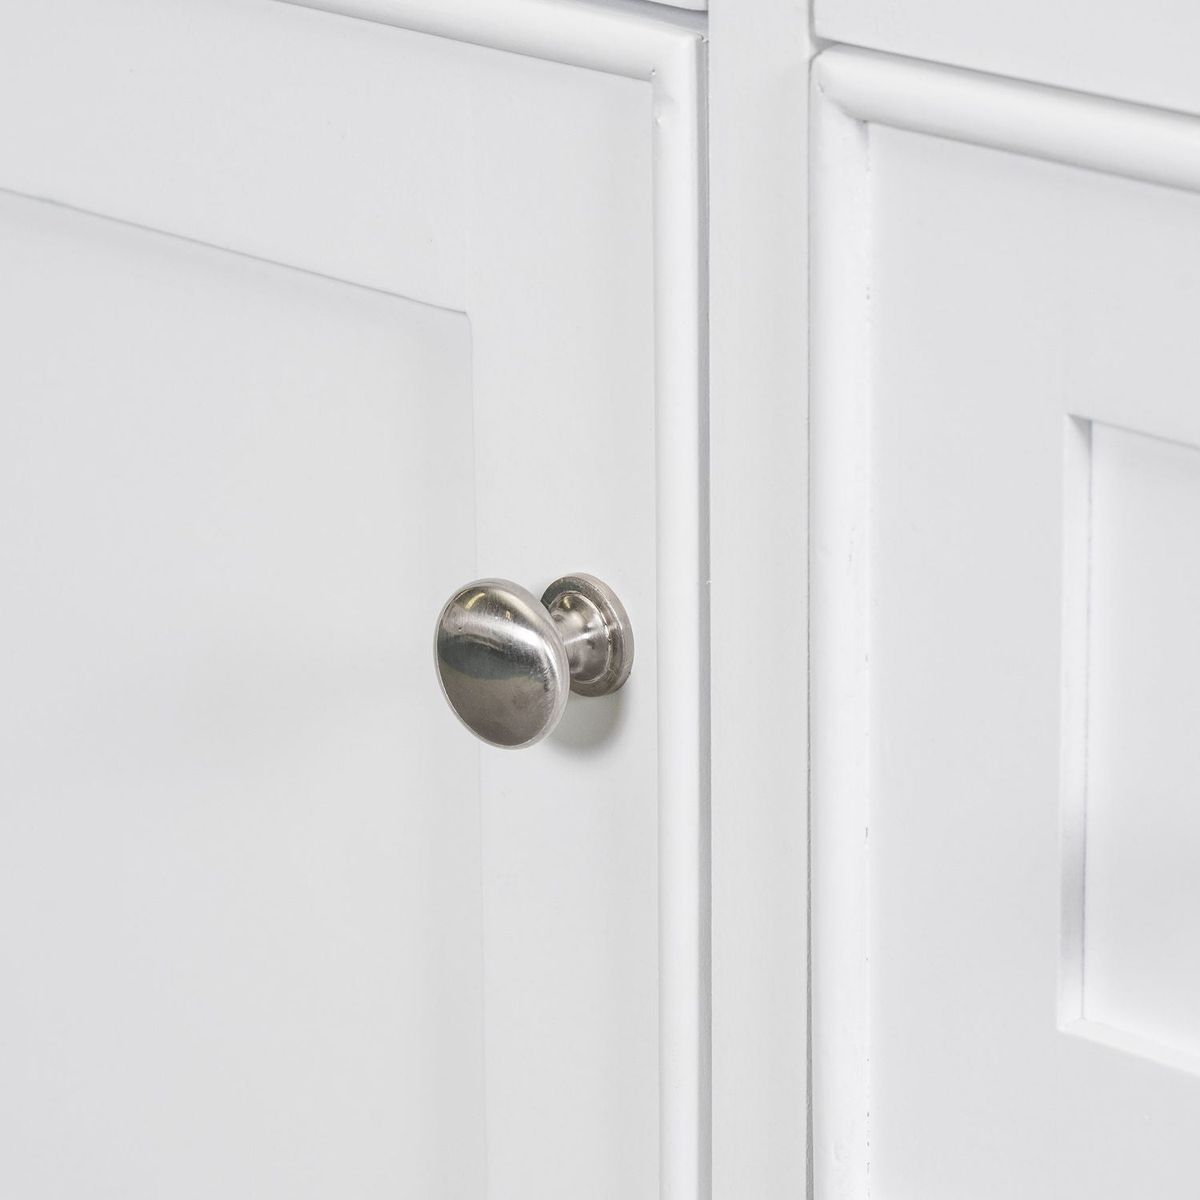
[816,0,1200,123]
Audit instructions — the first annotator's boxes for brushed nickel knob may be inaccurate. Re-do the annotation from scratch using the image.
[434,573,634,748]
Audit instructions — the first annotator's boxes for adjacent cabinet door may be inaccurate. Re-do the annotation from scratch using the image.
[813,46,1200,1200]
[0,2,705,1198]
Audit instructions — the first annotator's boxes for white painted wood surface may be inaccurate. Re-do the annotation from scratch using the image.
[0,2,706,1196]
[813,45,1200,1200]
[708,1,810,1196]
[0,186,486,1200]
[1079,423,1200,1066]
[816,0,1200,120]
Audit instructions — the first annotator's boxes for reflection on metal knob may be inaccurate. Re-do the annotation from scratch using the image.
[434,573,634,749]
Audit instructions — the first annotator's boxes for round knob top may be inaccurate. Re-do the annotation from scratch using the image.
[434,579,570,748]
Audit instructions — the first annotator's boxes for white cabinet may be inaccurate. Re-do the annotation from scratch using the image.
[0,2,704,1197]
[812,44,1200,1200]
[15,1,1197,1197]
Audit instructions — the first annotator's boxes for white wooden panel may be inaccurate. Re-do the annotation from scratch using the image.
[465,51,661,1198]
[816,0,1200,120]
[813,48,1200,1200]
[0,0,469,308]
[1075,422,1200,1064]
[867,124,1200,1199]
[0,191,482,1198]
[708,0,810,1196]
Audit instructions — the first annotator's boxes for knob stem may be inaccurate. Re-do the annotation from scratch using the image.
[551,602,604,677]
[541,574,634,699]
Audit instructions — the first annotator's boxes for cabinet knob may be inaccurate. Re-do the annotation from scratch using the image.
[434,574,634,748]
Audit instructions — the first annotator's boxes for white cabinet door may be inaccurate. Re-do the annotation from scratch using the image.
[0,3,704,1197]
[813,47,1200,1200]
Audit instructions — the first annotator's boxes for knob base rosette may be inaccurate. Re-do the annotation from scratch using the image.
[541,574,634,699]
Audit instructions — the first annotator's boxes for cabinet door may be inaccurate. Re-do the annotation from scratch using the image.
[0,3,704,1198]
[813,48,1200,1200]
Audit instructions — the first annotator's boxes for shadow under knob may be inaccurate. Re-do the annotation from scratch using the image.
[434,574,633,749]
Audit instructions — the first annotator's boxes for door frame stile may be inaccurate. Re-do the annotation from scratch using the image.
[706,1,812,1197]
[275,2,711,1195]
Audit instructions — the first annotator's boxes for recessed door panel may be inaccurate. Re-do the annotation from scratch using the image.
[0,191,483,1197]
